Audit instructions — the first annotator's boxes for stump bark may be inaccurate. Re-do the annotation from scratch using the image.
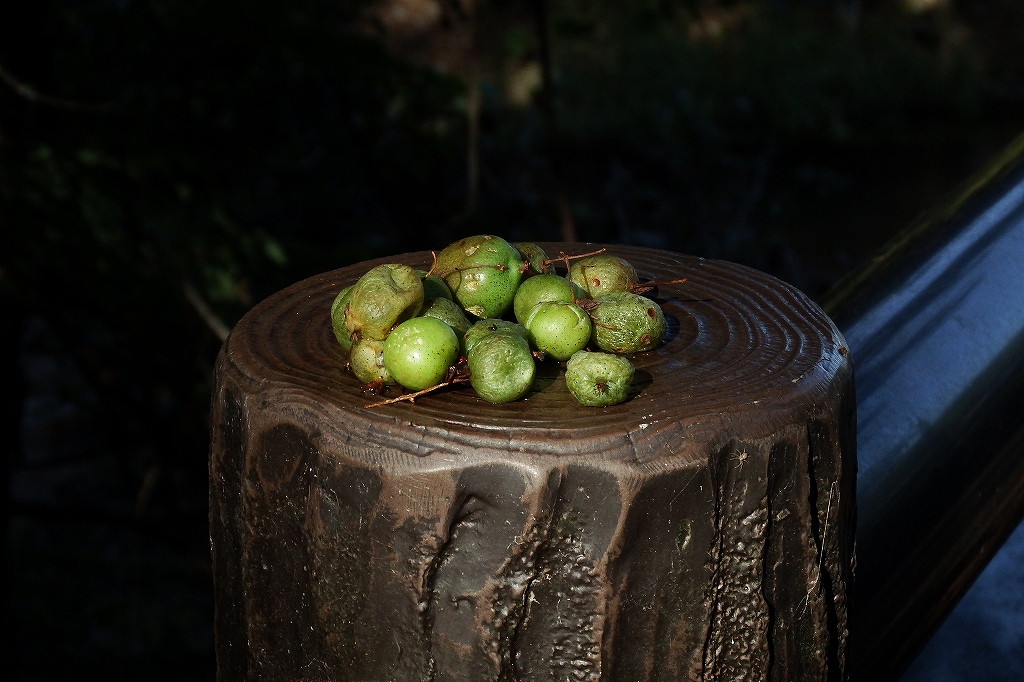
[209,244,855,682]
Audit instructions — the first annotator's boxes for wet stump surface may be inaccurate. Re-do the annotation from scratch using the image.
[209,244,855,682]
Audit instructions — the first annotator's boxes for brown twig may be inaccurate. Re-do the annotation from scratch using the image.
[542,247,606,273]
[364,375,471,408]
[183,282,231,341]
[0,63,112,112]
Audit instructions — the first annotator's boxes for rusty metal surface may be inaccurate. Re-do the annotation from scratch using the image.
[823,133,1024,682]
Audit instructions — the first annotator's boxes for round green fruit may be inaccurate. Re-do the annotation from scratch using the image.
[589,292,666,353]
[418,271,453,302]
[569,254,639,299]
[346,263,424,341]
[349,338,395,385]
[523,301,592,361]
[513,273,582,325]
[330,285,355,353]
[383,317,460,391]
[463,319,527,356]
[565,351,634,407]
[434,235,523,319]
[514,242,551,277]
[420,298,472,339]
[467,333,536,403]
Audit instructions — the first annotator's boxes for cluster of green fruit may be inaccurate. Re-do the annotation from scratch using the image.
[330,235,670,407]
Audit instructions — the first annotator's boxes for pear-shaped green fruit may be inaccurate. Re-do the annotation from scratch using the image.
[523,301,592,361]
[434,235,523,319]
[421,298,472,340]
[349,338,395,384]
[463,319,527,356]
[346,263,424,341]
[589,292,666,353]
[565,351,634,407]
[383,317,460,391]
[330,285,355,353]
[514,242,551,277]
[513,273,582,324]
[467,332,536,403]
[569,254,639,299]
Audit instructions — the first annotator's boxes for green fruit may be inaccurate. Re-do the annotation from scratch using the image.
[330,285,355,353]
[349,338,395,384]
[421,298,472,339]
[569,255,638,299]
[463,319,527,355]
[523,301,592,361]
[565,351,634,407]
[383,317,460,391]
[434,235,524,319]
[346,264,424,341]
[513,273,582,324]
[418,271,453,302]
[467,332,536,403]
[589,292,666,353]
[514,242,551,277]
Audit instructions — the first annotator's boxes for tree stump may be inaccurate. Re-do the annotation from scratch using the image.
[209,244,854,682]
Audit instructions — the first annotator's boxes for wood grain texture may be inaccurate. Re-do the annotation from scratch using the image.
[209,244,855,682]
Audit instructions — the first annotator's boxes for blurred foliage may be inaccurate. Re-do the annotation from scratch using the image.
[3,0,1024,679]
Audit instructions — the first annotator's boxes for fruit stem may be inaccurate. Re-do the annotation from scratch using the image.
[363,376,471,408]
[541,247,607,273]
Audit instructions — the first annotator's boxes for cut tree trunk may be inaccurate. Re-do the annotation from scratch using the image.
[209,244,854,682]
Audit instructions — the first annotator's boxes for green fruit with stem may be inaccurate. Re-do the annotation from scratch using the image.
[514,242,551,277]
[434,235,523,319]
[565,351,634,407]
[349,338,395,384]
[330,285,355,353]
[467,332,536,403]
[383,317,460,391]
[523,301,592,361]
[513,273,582,324]
[569,254,639,299]
[589,292,666,353]
[418,270,453,302]
[346,263,424,341]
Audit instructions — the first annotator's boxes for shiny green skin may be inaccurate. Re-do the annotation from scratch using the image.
[513,274,582,325]
[523,302,592,361]
[383,317,460,391]
[349,338,395,384]
[434,235,523,319]
[463,319,527,356]
[420,298,472,339]
[346,264,424,341]
[513,242,551,277]
[589,292,666,353]
[330,285,355,353]
[467,332,536,403]
[565,351,634,407]
[569,255,638,299]
[418,271,453,302]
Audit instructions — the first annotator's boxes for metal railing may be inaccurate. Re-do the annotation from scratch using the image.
[822,132,1024,681]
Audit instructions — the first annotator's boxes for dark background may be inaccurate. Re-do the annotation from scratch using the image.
[3,1,1024,680]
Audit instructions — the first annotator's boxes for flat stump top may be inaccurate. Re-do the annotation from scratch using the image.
[221,243,848,463]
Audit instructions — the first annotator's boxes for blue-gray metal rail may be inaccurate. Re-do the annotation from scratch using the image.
[822,132,1024,681]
